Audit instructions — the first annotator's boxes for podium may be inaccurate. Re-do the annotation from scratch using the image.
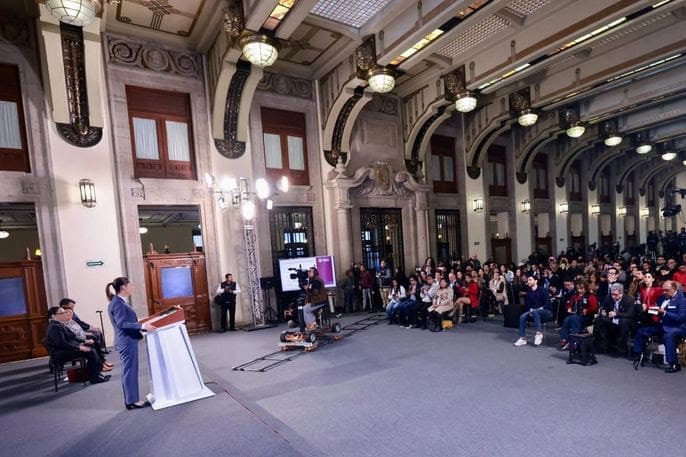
[140,306,214,410]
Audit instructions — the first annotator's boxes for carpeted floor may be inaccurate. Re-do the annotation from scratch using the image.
[2,313,684,457]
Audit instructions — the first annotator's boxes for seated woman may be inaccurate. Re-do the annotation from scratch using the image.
[395,275,420,327]
[455,274,479,323]
[558,280,598,349]
[428,278,454,331]
[61,305,113,371]
[385,278,406,324]
[45,306,110,384]
[489,270,508,315]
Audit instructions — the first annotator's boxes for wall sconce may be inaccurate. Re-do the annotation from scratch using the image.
[617,207,627,216]
[79,178,96,208]
[521,200,531,213]
[559,202,569,213]
[640,208,650,218]
[473,198,484,212]
[591,204,601,215]
[139,227,149,235]
[34,248,42,257]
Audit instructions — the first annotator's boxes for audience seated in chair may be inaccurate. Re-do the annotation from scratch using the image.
[558,280,598,350]
[513,274,553,347]
[60,300,113,371]
[427,278,454,332]
[632,280,686,373]
[594,282,640,356]
[45,306,110,385]
[455,274,479,324]
[385,278,406,324]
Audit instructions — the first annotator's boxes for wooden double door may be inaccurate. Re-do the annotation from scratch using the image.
[143,252,211,334]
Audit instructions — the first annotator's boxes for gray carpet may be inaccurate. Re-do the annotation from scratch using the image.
[2,314,684,457]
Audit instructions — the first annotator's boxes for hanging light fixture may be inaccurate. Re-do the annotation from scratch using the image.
[0,220,8,239]
[367,67,396,93]
[601,120,622,146]
[659,140,676,161]
[518,109,539,127]
[636,143,652,154]
[139,227,148,235]
[455,91,477,113]
[661,151,677,161]
[79,178,96,208]
[240,33,279,67]
[566,122,586,138]
[46,0,99,27]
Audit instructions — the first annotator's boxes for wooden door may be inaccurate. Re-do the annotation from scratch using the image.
[491,237,512,265]
[143,253,210,334]
[0,260,48,362]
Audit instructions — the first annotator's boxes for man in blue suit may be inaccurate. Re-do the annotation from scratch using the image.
[632,280,686,373]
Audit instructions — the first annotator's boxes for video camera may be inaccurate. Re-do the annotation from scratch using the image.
[288,266,309,288]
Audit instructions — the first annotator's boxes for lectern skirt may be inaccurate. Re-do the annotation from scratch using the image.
[117,342,140,405]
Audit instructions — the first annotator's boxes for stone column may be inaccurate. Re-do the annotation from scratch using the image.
[415,191,429,264]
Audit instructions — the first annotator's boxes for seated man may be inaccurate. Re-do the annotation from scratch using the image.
[45,306,110,384]
[632,280,686,373]
[513,274,553,347]
[594,283,640,356]
[302,267,328,331]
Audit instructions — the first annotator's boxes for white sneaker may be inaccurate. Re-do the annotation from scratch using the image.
[513,337,527,347]
[534,333,543,346]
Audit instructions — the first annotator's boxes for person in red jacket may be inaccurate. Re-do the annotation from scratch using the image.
[558,281,598,349]
[358,264,373,311]
[638,271,663,326]
[455,274,479,324]
[671,263,686,286]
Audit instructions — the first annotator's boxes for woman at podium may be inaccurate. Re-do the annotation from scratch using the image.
[106,277,156,410]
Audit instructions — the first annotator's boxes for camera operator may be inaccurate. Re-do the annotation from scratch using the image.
[303,267,328,330]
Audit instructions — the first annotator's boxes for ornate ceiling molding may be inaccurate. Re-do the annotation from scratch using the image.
[106,35,202,79]
[257,71,313,99]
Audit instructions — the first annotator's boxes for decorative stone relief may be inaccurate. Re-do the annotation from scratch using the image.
[131,187,145,199]
[365,94,398,115]
[350,162,411,197]
[214,61,250,158]
[21,179,39,195]
[107,35,202,79]
[0,16,30,47]
[361,118,397,148]
[258,72,312,99]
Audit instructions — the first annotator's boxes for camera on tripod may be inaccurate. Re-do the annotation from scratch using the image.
[288,266,309,288]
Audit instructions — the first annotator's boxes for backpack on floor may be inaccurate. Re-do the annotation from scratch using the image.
[567,332,597,366]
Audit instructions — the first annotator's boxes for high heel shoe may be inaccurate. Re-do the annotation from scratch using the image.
[125,401,151,410]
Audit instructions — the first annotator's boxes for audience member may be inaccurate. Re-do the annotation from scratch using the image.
[513,275,552,347]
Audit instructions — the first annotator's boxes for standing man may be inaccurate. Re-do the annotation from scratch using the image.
[377,259,392,308]
[632,280,686,372]
[216,273,240,333]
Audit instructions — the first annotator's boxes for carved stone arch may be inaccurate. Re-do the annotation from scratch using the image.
[554,142,598,188]
[614,155,653,194]
[321,80,373,166]
[639,160,672,195]
[404,103,455,176]
[404,99,451,158]
[515,133,560,184]
[658,168,686,196]
[463,99,512,179]
[587,149,630,191]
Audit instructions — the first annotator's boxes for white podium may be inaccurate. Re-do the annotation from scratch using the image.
[141,307,214,410]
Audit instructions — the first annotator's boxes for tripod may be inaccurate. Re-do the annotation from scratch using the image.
[262,286,279,324]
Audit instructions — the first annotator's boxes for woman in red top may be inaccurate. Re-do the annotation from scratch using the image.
[455,274,479,323]
[638,272,662,325]
[558,281,598,348]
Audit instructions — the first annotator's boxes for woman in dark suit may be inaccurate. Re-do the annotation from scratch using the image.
[106,277,156,410]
